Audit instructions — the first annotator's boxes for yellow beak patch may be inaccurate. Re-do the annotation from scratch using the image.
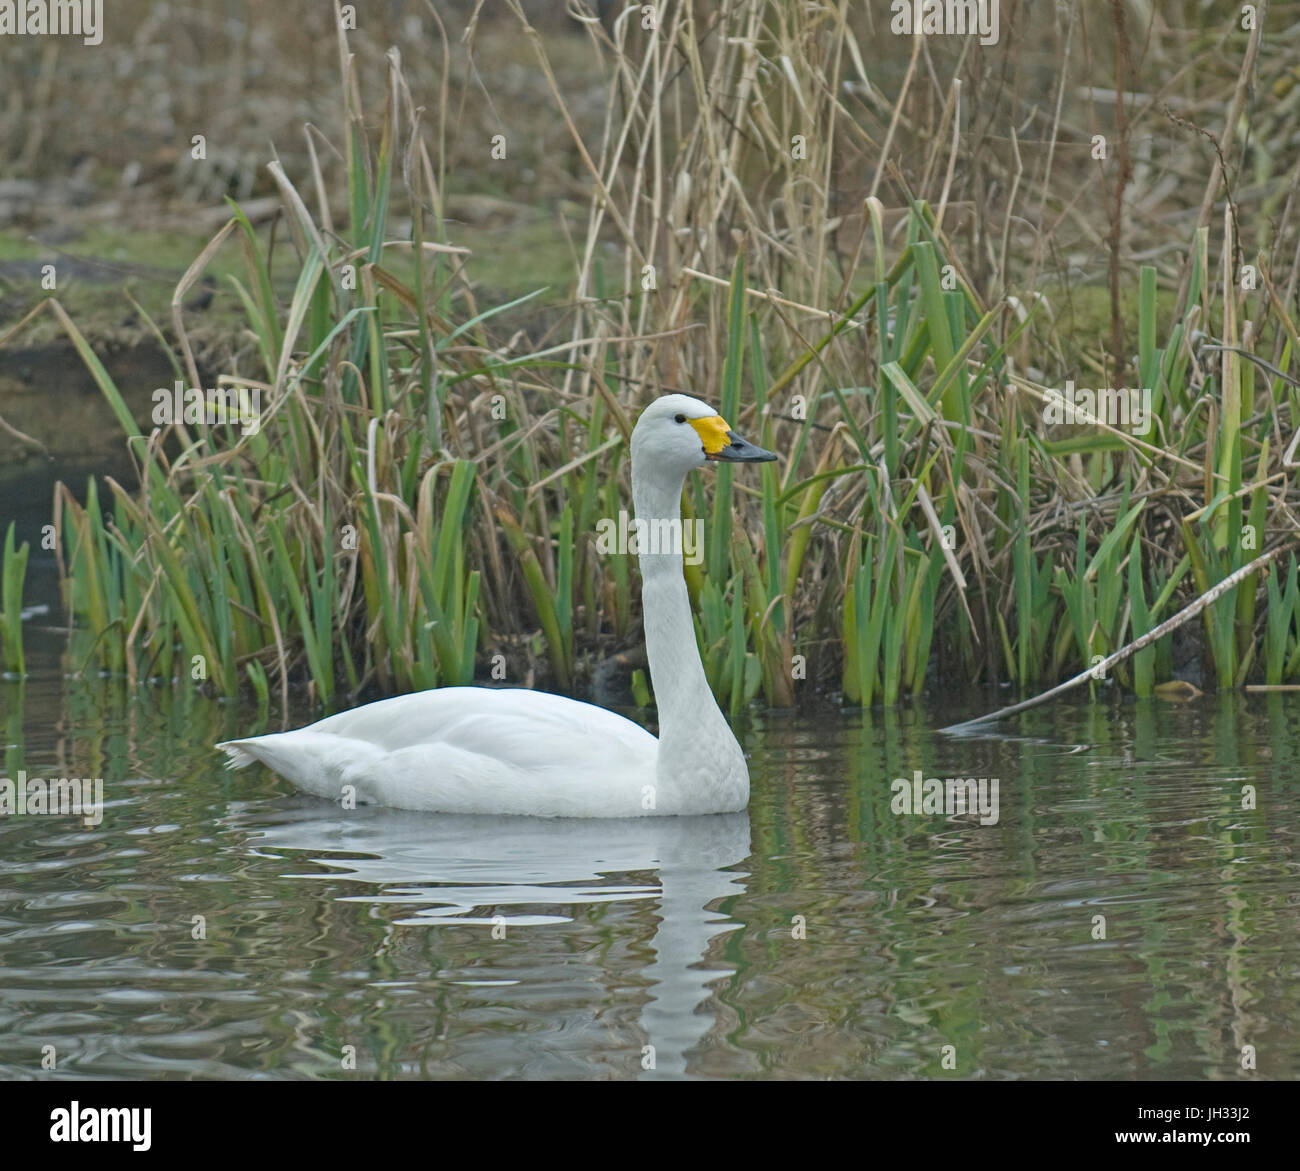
[688,414,732,456]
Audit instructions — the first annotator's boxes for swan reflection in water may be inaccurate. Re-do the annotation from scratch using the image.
[240,802,752,1078]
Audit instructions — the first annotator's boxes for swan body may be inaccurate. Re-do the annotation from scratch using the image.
[217,394,776,817]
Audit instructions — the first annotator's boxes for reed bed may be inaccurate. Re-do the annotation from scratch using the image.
[2,1,1299,715]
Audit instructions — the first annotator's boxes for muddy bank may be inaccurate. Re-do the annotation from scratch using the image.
[0,340,182,555]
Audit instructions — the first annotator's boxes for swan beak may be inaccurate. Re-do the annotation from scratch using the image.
[704,427,778,463]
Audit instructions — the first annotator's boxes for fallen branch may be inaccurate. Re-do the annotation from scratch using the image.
[941,544,1291,732]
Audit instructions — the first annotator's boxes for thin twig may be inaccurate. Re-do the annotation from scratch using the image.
[942,544,1291,732]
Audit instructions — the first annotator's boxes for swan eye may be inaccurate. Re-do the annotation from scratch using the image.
[674,413,687,423]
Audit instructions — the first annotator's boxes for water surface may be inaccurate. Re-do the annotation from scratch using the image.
[2,630,1298,1079]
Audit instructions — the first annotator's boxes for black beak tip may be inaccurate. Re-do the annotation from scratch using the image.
[709,430,779,463]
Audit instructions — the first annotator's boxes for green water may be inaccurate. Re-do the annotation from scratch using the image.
[2,625,1298,1079]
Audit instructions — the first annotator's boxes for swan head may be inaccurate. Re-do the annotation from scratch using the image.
[631,394,777,480]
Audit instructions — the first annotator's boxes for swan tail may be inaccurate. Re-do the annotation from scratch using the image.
[214,734,346,801]
[215,740,260,769]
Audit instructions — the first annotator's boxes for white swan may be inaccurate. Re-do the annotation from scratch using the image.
[216,394,776,817]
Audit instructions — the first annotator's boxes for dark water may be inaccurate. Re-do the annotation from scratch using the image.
[2,624,1298,1080]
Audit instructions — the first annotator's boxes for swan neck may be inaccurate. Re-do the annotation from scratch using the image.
[631,463,735,770]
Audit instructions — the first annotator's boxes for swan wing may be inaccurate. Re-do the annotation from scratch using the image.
[217,687,660,817]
